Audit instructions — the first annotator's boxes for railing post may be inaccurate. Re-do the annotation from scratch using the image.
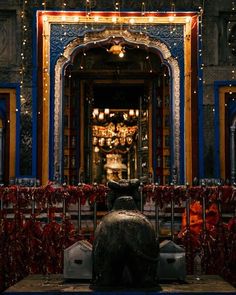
[185,182,193,274]
[155,199,159,239]
[140,182,143,212]
[77,197,81,235]
[170,183,175,241]
[93,201,97,232]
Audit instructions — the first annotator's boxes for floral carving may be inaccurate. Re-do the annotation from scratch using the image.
[53,28,181,180]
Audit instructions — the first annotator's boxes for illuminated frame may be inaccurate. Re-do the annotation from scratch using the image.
[214,81,236,179]
[0,87,17,180]
[37,11,199,184]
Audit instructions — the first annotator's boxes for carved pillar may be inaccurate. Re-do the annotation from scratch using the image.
[230,125,236,184]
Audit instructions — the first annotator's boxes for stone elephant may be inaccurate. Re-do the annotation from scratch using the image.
[92,179,159,288]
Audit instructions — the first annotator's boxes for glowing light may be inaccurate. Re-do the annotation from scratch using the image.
[62,16,66,21]
[129,18,135,24]
[168,16,175,22]
[94,15,99,22]
[148,16,154,22]
[43,15,48,21]
[185,16,191,23]
[74,16,79,22]
[119,51,124,58]
[94,146,100,153]
[112,16,117,23]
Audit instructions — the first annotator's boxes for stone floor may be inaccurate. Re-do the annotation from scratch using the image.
[4,274,236,294]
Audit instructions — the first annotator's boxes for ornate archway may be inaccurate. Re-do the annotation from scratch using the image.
[54,30,180,184]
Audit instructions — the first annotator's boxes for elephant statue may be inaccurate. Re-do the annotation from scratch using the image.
[92,179,159,288]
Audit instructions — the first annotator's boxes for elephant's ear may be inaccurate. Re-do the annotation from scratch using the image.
[108,180,120,190]
[129,178,140,188]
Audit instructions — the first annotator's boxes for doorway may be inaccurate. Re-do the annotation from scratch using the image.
[62,42,171,184]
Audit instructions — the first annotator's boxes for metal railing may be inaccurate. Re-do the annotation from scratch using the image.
[0,183,236,291]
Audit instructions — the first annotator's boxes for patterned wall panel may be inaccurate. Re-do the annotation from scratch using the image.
[0,11,16,65]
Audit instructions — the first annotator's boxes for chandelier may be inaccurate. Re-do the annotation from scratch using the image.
[92,108,139,153]
[108,44,125,58]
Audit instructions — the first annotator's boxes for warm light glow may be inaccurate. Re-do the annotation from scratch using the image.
[74,16,79,22]
[62,16,66,21]
[104,108,110,115]
[168,16,175,22]
[112,16,117,23]
[119,51,124,58]
[108,44,124,56]
[94,16,99,22]
[98,112,104,120]
[93,108,99,116]
[94,146,100,153]
[148,16,154,22]
[185,16,191,23]
[129,109,135,116]
[129,18,135,24]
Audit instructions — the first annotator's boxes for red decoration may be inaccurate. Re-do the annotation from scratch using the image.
[0,183,236,291]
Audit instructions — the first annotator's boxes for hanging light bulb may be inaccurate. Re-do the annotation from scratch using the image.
[119,50,124,58]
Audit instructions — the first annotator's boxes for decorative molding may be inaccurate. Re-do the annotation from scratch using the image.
[54,29,181,180]
[0,11,16,65]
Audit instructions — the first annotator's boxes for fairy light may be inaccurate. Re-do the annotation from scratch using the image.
[141,2,145,16]
[186,16,191,23]
[168,15,175,22]
[86,0,91,18]
[42,1,49,110]
[115,2,119,11]
[94,15,99,22]
[129,18,135,24]
[230,1,236,81]
[148,16,154,23]
[74,16,79,22]
[113,1,121,24]
[112,16,117,23]
[20,0,28,110]
[198,0,205,89]
[60,0,67,57]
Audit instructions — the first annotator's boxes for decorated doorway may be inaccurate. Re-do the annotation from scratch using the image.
[36,11,199,185]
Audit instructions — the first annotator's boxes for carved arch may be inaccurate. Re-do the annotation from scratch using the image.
[54,29,181,181]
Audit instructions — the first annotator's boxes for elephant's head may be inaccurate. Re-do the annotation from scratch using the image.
[107,179,141,210]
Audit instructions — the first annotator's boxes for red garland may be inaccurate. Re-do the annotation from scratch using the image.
[0,183,236,291]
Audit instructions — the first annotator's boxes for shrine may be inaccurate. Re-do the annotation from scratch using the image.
[0,0,236,293]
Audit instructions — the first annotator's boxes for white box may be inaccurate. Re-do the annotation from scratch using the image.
[159,240,186,281]
[64,240,92,280]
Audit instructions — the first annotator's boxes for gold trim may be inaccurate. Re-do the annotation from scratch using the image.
[218,86,236,179]
[0,88,16,179]
[184,21,192,183]
[41,17,50,184]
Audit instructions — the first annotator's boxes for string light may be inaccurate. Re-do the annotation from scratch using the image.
[129,18,135,24]
[42,1,49,111]
[148,16,154,22]
[141,2,145,16]
[230,1,236,82]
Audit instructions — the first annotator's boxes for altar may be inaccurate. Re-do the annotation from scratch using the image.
[4,275,236,294]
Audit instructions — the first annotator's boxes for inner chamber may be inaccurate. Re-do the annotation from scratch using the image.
[62,39,171,185]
